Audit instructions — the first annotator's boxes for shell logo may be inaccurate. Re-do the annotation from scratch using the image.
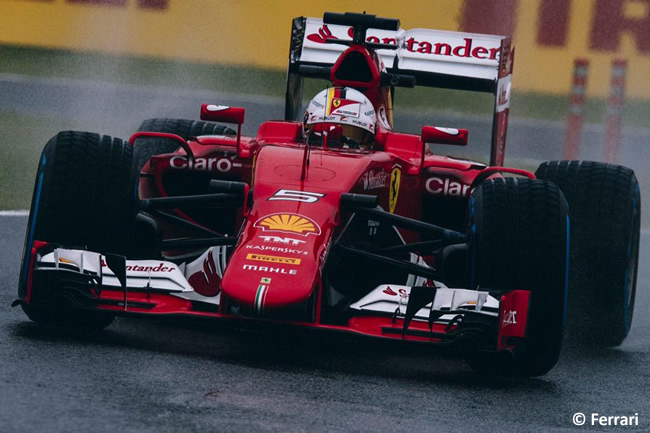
[254,213,321,237]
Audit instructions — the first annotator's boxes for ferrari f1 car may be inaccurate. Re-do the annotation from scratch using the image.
[17,12,640,377]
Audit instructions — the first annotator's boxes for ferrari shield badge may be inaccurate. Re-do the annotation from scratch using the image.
[389,166,401,213]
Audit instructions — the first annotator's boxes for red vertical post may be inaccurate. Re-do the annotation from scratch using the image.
[563,59,589,160]
[604,59,627,163]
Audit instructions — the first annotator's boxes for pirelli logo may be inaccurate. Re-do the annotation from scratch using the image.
[246,254,301,265]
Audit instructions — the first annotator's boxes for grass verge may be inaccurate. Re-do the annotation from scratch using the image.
[0,110,112,210]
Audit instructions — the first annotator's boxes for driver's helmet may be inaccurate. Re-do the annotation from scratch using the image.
[303,87,376,150]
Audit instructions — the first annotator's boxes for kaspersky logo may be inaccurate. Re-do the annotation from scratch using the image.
[253,213,321,237]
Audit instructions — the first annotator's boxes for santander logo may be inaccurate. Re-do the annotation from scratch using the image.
[307,25,398,46]
[188,249,221,297]
[306,25,499,61]
[405,37,499,60]
[383,286,398,296]
[307,25,339,43]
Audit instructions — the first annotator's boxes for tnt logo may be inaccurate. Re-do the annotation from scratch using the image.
[259,236,306,246]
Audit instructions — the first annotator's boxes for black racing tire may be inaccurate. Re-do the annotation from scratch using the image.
[134,118,236,171]
[466,178,569,377]
[19,131,138,330]
[535,161,640,347]
[21,304,116,330]
[29,131,138,254]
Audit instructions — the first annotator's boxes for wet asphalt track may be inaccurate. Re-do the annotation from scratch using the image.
[1,217,650,432]
[1,75,650,432]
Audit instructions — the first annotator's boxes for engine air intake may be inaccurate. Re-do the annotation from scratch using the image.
[333,51,374,83]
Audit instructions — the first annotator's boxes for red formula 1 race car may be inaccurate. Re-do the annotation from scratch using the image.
[17,12,640,377]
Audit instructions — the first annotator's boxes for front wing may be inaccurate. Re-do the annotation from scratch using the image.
[19,245,531,352]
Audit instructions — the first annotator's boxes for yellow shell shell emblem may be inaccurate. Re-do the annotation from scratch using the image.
[389,167,401,213]
[254,213,321,236]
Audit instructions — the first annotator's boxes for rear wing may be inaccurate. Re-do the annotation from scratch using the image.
[285,16,514,166]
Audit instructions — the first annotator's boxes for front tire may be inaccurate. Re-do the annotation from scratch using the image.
[19,131,138,329]
[466,178,569,377]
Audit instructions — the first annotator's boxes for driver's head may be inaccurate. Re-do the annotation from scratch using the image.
[304,87,376,150]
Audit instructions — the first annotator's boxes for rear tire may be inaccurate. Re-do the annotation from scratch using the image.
[19,131,138,330]
[536,161,640,346]
[134,118,236,171]
[466,178,569,377]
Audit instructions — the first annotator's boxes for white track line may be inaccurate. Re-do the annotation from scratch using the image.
[0,210,29,216]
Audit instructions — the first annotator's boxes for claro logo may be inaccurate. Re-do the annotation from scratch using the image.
[426,177,470,197]
[170,155,242,173]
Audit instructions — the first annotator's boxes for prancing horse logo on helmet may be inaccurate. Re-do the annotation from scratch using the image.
[332,99,341,108]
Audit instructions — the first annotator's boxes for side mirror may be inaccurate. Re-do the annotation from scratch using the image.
[200,104,247,157]
[200,104,245,125]
[421,126,468,146]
